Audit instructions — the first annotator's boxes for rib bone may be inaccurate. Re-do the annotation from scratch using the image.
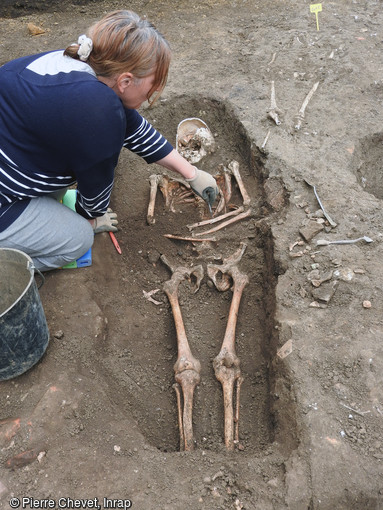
[161,255,204,451]
[207,242,248,449]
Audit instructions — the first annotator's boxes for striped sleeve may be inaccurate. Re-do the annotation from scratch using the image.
[74,154,119,219]
[122,110,173,164]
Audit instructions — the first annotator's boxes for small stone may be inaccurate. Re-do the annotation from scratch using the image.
[363,300,372,308]
[299,222,324,243]
[27,23,46,36]
[312,281,338,304]
[267,478,279,488]
[309,301,327,308]
[299,287,307,298]
[147,249,160,265]
[333,268,353,281]
[54,330,64,339]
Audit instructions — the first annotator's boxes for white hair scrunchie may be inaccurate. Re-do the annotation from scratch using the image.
[77,34,93,62]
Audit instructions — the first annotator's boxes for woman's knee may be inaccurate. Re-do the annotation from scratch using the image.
[69,219,94,260]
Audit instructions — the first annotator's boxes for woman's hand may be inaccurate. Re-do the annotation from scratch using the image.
[186,167,219,207]
[91,208,118,233]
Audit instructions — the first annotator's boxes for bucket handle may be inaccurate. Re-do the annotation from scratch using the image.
[28,261,45,289]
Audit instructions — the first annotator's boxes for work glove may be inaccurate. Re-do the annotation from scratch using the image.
[93,208,118,233]
[186,168,219,212]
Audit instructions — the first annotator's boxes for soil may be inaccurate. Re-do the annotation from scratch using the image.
[1,0,383,509]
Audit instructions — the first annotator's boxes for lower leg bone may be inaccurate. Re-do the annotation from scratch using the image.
[207,243,249,449]
[161,256,204,451]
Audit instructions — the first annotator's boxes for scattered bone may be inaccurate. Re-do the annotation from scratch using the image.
[161,256,204,451]
[164,234,216,243]
[261,129,271,152]
[187,206,244,231]
[316,236,373,246]
[207,242,248,449]
[295,81,319,130]
[277,339,293,360]
[142,289,163,305]
[289,240,305,251]
[268,52,277,65]
[304,179,337,228]
[176,118,215,164]
[194,208,252,237]
[267,81,282,125]
[340,402,371,417]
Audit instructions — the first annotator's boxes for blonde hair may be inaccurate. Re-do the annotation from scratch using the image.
[64,10,171,105]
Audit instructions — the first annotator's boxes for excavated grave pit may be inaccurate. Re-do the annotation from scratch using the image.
[352,132,383,200]
[88,96,299,455]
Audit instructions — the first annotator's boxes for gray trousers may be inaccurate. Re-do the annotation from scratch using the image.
[0,194,94,271]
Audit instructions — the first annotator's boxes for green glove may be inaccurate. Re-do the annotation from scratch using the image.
[186,168,219,208]
[93,208,118,233]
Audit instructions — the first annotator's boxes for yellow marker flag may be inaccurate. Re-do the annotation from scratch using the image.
[310,3,322,31]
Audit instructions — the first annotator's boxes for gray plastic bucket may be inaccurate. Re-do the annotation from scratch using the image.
[0,248,49,381]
